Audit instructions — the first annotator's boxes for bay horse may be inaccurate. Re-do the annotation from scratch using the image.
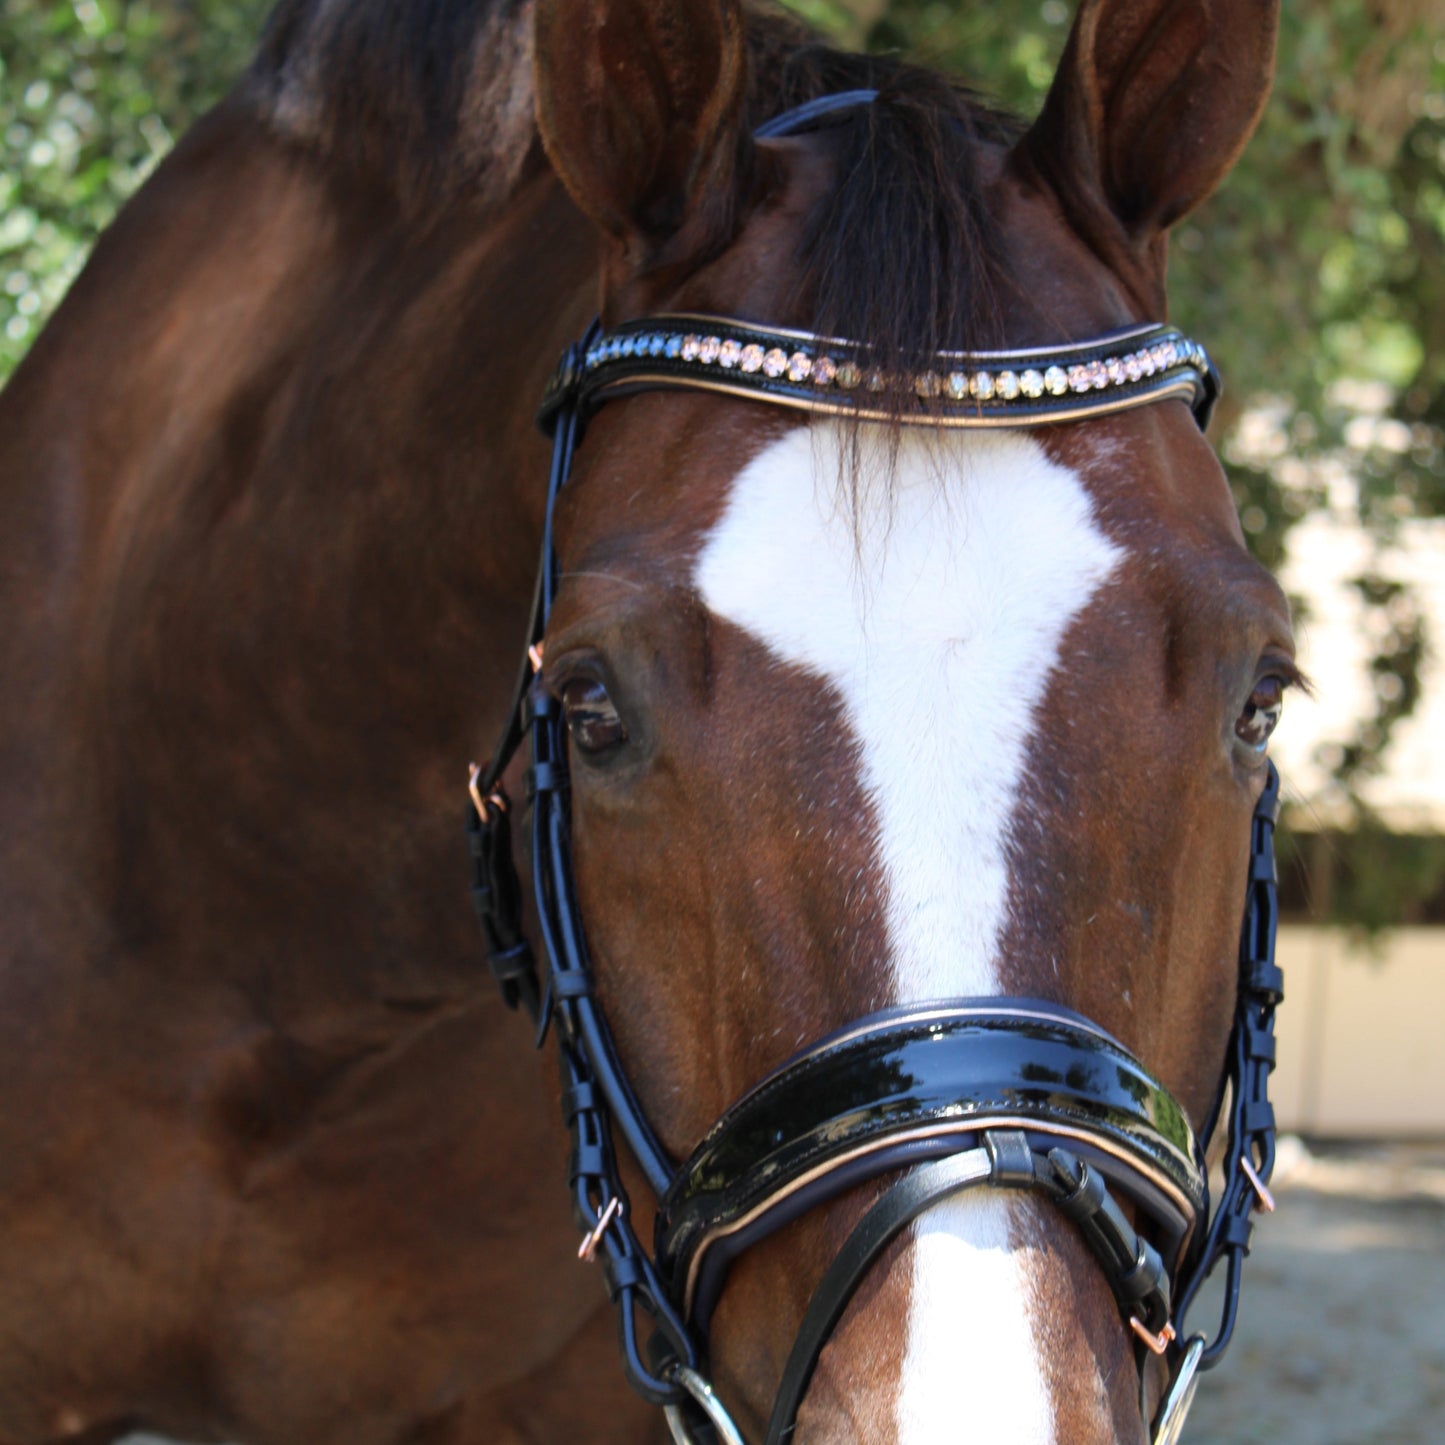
[0,1,1295,1442]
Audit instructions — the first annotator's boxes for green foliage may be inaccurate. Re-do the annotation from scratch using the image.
[2,0,1442,928]
[0,0,270,374]
[1279,825,1445,936]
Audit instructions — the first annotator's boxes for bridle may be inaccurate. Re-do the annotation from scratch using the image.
[466,91,1283,1445]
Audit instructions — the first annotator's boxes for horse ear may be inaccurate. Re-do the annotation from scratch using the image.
[1022,0,1279,309]
[533,0,751,268]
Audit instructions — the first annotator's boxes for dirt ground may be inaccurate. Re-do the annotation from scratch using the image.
[1184,1137,1445,1445]
[118,1137,1445,1444]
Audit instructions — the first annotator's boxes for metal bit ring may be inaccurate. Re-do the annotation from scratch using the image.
[663,1365,747,1445]
[1152,1334,1205,1445]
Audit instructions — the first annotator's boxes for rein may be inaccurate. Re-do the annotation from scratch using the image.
[466,91,1282,1445]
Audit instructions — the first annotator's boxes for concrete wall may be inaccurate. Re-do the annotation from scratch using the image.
[1271,925,1445,1137]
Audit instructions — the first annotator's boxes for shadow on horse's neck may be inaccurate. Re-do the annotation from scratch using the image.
[3,105,597,983]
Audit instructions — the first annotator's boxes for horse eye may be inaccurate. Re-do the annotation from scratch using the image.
[560,677,628,756]
[1235,676,1285,753]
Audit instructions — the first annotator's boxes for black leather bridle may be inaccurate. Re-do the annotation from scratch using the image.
[466,91,1283,1445]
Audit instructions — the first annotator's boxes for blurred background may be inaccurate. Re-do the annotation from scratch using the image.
[3,1,1442,1440]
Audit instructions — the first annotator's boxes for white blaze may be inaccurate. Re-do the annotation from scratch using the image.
[696,423,1121,1442]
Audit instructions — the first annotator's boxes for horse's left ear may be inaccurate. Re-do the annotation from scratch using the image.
[1021,0,1279,311]
[533,0,752,270]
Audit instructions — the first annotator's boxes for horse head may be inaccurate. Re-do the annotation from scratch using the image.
[0,1,1291,1442]
[512,0,1293,1439]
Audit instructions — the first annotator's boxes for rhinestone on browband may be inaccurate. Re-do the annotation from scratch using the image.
[541,313,1220,432]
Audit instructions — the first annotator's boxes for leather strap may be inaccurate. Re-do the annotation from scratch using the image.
[760,1132,1174,1445]
[658,1001,1202,1332]
[762,1150,993,1445]
[752,88,883,139]
[1172,762,1282,1369]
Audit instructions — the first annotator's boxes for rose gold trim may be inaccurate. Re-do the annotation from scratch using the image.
[679,1117,1199,1315]
[1240,1155,1276,1213]
[578,1196,623,1262]
[467,762,507,821]
[1130,1317,1177,1356]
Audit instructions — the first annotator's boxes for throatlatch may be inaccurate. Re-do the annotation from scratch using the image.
[466,89,1283,1445]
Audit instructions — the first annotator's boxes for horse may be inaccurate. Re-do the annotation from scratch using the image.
[0,0,1296,1441]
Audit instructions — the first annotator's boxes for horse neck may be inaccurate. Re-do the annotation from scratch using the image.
[0,97,594,1034]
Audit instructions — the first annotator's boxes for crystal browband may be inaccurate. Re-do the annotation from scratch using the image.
[539,314,1221,432]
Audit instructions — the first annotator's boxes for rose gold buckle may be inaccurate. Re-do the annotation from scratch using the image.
[1130,1317,1177,1356]
[1240,1154,1276,1213]
[578,1196,623,1262]
[528,641,545,672]
[467,762,507,823]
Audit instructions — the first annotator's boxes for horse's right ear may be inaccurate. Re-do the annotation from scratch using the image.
[533,0,751,270]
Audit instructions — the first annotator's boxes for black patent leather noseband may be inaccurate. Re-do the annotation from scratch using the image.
[466,91,1281,1445]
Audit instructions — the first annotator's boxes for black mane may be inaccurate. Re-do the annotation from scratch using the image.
[247,0,540,213]
[745,11,1021,384]
[247,0,1020,370]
